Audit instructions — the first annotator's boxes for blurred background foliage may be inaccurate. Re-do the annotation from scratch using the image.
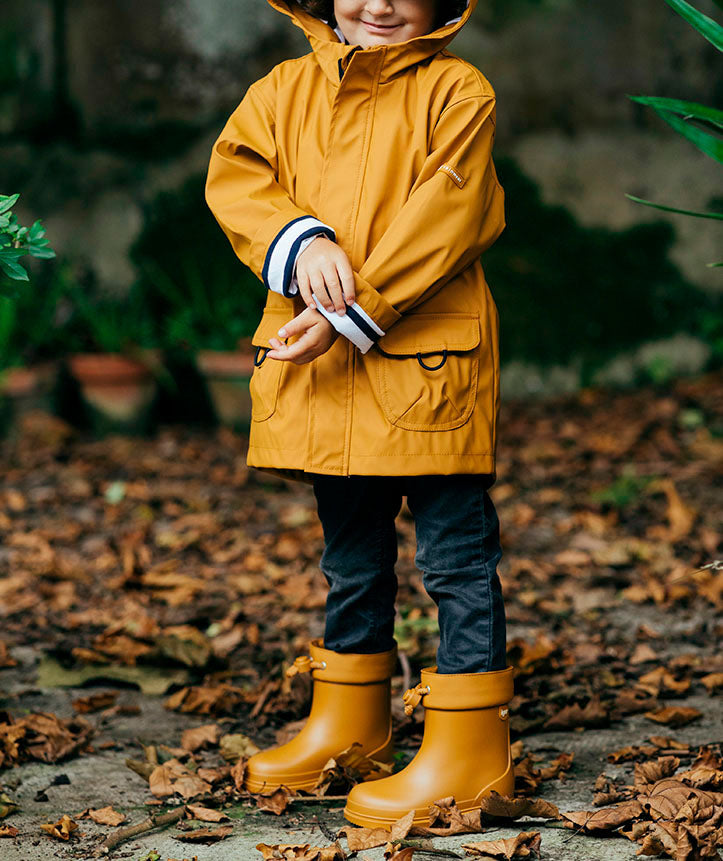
[0,0,720,405]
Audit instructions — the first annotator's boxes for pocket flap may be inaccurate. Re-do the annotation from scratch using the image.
[251,310,289,348]
[375,313,480,356]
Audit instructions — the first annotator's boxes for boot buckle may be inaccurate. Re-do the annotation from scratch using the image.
[286,656,327,678]
[402,683,431,716]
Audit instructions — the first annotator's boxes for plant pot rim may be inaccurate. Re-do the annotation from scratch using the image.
[68,352,156,384]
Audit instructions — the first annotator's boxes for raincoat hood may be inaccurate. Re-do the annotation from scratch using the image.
[266,0,476,83]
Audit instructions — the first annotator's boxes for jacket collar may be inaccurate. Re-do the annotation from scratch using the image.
[265,0,475,85]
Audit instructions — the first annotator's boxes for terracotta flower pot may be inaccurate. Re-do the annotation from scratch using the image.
[195,349,254,430]
[0,361,60,435]
[67,352,159,434]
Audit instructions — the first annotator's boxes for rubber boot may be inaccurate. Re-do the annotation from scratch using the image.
[244,638,397,793]
[344,664,514,827]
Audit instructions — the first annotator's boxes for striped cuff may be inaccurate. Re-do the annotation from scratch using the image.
[312,295,385,354]
[262,216,336,298]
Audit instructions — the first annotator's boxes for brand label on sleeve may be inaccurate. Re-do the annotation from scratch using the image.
[438,163,466,188]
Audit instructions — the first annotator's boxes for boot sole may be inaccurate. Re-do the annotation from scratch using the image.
[244,738,395,795]
[343,764,514,828]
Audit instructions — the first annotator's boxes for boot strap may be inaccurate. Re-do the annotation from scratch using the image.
[402,682,431,715]
[286,655,327,678]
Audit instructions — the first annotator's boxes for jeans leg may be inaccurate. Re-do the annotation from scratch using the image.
[406,474,507,674]
[312,475,403,654]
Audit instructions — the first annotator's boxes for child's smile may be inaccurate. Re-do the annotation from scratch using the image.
[334,0,438,48]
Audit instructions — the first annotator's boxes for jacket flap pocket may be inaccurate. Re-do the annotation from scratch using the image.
[251,310,289,348]
[376,313,480,356]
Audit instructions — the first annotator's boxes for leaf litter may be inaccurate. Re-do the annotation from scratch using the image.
[0,375,720,858]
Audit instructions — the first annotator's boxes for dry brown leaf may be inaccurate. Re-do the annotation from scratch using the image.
[643,706,702,728]
[185,804,230,822]
[537,752,574,780]
[40,814,79,841]
[461,830,541,858]
[165,685,248,716]
[230,758,246,791]
[560,800,643,832]
[181,723,221,752]
[256,843,346,860]
[71,692,117,713]
[634,756,682,789]
[86,806,127,826]
[0,825,19,838]
[220,732,261,762]
[314,743,393,795]
[341,811,413,851]
[256,786,292,815]
[175,824,233,842]
[638,777,723,821]
[543,695,608,730]
[478,793,560,821]
[700,672,723,694]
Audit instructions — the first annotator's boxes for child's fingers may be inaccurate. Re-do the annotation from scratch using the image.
[320,263,346,315]
[297,270,315,310]
[337,257,356,306]
[308,271,334,313]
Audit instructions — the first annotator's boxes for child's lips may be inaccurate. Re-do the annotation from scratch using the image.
[361,19,401,33]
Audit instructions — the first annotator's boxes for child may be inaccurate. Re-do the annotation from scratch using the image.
[205,0,514,827]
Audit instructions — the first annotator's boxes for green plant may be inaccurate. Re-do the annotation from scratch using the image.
[64,280,158,355]
[626,0,723,267]
[131,174,266,352]
[0,260,70,368]
[591,466,656,509]
[0,194,56,295]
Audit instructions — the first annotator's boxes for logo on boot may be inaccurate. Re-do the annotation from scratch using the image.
[499,706,509,720]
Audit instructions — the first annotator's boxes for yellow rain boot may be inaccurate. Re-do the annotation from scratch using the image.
[344,664,514,827]
[244,638,397,794]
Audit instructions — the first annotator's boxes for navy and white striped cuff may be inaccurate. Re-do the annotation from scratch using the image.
[312,295,385,354]
[262,216,336,298]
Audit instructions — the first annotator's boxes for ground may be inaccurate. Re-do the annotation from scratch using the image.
[0,372,721,860]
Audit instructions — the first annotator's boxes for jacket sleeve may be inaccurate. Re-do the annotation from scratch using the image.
[313,95,505,353]
[205,81,336,299]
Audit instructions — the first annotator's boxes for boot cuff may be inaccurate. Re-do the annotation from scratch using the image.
[308,639,398,683]
[419,665,514,709]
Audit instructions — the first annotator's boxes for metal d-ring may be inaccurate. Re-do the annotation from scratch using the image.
[416,350,447,371]
[254,346,270,367]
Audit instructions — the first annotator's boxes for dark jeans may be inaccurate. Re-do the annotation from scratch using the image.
[311,474,507,674]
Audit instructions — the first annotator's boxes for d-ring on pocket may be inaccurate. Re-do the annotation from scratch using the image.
[416,350,447,371]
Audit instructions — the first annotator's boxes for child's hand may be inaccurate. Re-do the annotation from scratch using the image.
[296,236,356,315]
[267,307,339,364]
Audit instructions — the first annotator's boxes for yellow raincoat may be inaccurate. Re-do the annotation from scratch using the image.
[205,0,505,480]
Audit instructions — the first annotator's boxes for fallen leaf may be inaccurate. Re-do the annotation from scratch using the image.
[256,787,292,815]
[643,706,702,728]
[86,806,127,826]
[175,824,233,842]
[181,724,221,752]
[184,804,230,822]
[40,814,79,841]
[462,830,541,858]
[560,800,643,832]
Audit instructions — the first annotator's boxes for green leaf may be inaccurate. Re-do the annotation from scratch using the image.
[0,258,30,281]
[707,261,723,267]
[626,93,723,129]
[29,247,57,260]
[655,107,723,162]
[625,194,723,219]
[0,194,19,216]
[663,0,723,51]
[630,94,723,129]
[27,219,47,241]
